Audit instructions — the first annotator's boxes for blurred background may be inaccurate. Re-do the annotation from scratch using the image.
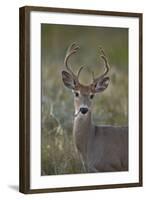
[41,23,128,175]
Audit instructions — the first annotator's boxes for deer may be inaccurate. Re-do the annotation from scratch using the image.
[61,43,128,173]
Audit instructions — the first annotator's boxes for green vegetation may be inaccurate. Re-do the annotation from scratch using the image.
[41,24,128,175]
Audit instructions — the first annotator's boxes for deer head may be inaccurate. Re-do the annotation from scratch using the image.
[62,43,110,116]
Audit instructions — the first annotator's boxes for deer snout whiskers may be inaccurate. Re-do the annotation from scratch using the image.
[74,106,89,117]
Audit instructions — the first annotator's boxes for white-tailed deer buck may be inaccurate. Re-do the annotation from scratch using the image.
[62,43,128,172]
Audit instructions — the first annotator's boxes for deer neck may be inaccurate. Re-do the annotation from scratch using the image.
[73,112,93,158]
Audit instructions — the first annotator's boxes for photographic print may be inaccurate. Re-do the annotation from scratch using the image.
[19,6,142,193]
[41,24,128,175]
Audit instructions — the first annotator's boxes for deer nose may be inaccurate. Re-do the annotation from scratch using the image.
[80,107,88,114]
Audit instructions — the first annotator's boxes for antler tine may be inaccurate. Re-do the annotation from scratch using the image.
[100,47,110,76]
[64,43,80,80]
[77,65,86,79]
[93,47,110,83]
[91,71,95,81]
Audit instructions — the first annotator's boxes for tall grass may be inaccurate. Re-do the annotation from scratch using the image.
[41,24,128,175]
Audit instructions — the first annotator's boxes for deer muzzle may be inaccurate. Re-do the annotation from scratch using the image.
[80,107,88,114]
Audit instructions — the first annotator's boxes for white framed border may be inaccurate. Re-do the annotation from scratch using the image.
[29,9,141,190]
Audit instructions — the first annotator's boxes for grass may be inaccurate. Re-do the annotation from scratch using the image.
[41,24,128,175]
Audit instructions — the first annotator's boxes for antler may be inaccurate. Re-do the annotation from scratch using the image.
[92,47,110,84]
[64,44,109,86]
[64,43,79,81]
[64,43,85,83]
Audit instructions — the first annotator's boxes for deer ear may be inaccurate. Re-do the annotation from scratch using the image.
[94,77,110,93]
[62,70,76,89]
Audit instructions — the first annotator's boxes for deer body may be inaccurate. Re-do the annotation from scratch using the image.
[73,113,128,172]
[62,43,128,172]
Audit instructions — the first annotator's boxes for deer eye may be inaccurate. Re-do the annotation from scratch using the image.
[74,92,79,97]
[90,94,94,99]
